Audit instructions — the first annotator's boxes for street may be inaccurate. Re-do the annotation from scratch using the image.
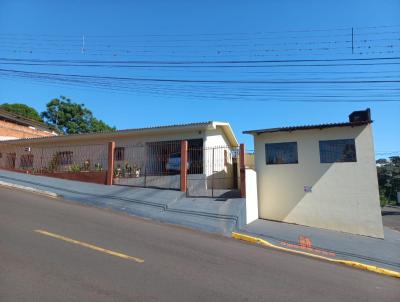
[0,187,398,302]
[382,206,400,232]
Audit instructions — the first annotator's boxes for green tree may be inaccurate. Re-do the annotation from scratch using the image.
[41,96,115,134]
[377,156,400,206]
[0,103,43,122]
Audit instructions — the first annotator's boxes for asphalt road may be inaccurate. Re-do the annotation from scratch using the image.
[382,206,400,232]
[1,188,398,302]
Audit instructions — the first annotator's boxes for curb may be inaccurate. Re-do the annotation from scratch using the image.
[232,232,400,279]
[0,180,61,199]
[0,175,241,228]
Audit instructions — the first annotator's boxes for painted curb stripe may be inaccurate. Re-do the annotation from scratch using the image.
[0,181,59,199]
[34,229,144,263]
[232,232,400,279]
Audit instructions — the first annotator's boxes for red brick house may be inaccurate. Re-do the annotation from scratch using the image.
[0,108,58,141]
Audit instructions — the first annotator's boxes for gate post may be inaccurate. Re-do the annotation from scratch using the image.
[180,140,188,192]
[239,143,246,198]
[106,141,115,185]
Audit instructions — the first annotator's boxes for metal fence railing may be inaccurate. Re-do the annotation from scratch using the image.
[0,141,243,196]
[0,143,108,173]
[113,141,182,190]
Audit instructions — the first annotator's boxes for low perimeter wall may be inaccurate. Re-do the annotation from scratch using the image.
[245,168,259,224]
[0,168,108,185]
[39,171,108,185]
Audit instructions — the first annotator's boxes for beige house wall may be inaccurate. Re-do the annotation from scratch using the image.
[253,124,384,238]
[203,127,235,189]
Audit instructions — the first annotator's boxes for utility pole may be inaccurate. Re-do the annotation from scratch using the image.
[81,34,85,54]
[351,27,354,54]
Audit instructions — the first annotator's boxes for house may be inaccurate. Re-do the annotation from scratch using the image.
[0,108,58,141]
[0,121,239,197]
[244,109,384,238]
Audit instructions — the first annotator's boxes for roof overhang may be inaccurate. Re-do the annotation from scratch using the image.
[243,121,372,136]
[0,121,239,147]
[210,121,239,147]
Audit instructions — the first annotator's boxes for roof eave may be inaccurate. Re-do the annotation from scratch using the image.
[0,121,232,145]
[211,122,239,147]
[0,109,57,133]
[243,121,372,135]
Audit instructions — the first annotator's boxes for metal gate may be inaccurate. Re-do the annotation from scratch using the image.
[113,141,181,190]
[187,146,241,198]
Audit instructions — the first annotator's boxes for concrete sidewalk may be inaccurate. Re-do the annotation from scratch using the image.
[239,219,400,272]
[0,170,246,235]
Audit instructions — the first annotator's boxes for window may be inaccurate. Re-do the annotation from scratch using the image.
[20,154,34,169]
[57,151,73,165]
[265,142,298,165]
[115,147,125,161]
[319,139,356,163]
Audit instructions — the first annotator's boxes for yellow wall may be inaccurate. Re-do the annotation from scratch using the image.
[253,124,384,238]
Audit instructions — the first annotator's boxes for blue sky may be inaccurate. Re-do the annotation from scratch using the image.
[0,0,399,156]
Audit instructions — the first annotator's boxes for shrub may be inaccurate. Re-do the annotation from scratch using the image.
[380,194,389,208]
[69,164,81,173]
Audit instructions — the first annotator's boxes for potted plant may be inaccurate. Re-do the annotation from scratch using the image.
[114,164,122,178]
[124,161,132,177]
[133,164,141,178]
[83,159,90,171]
[95,162,103,171]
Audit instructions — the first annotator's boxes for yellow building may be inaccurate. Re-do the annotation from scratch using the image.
[244,109,384,238]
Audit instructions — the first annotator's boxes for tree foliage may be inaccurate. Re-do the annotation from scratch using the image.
[377,156,400,206]
[0,103,43,122]
[41,96,115,134]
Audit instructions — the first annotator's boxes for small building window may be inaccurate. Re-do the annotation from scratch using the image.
[20,154,34,169]
[115,147,125,161]
[319,139,356,163]
[265,142,298,165]
[57,151,73,165]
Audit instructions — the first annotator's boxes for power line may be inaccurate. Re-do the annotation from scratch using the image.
[0,43,397,57]
[1,61,400,69]
[1,68,400,84]
[2,56,400,64]
[0,27,398,41]
[1,72,399,103]
[3,68,398,91]
[1,68,399,103]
